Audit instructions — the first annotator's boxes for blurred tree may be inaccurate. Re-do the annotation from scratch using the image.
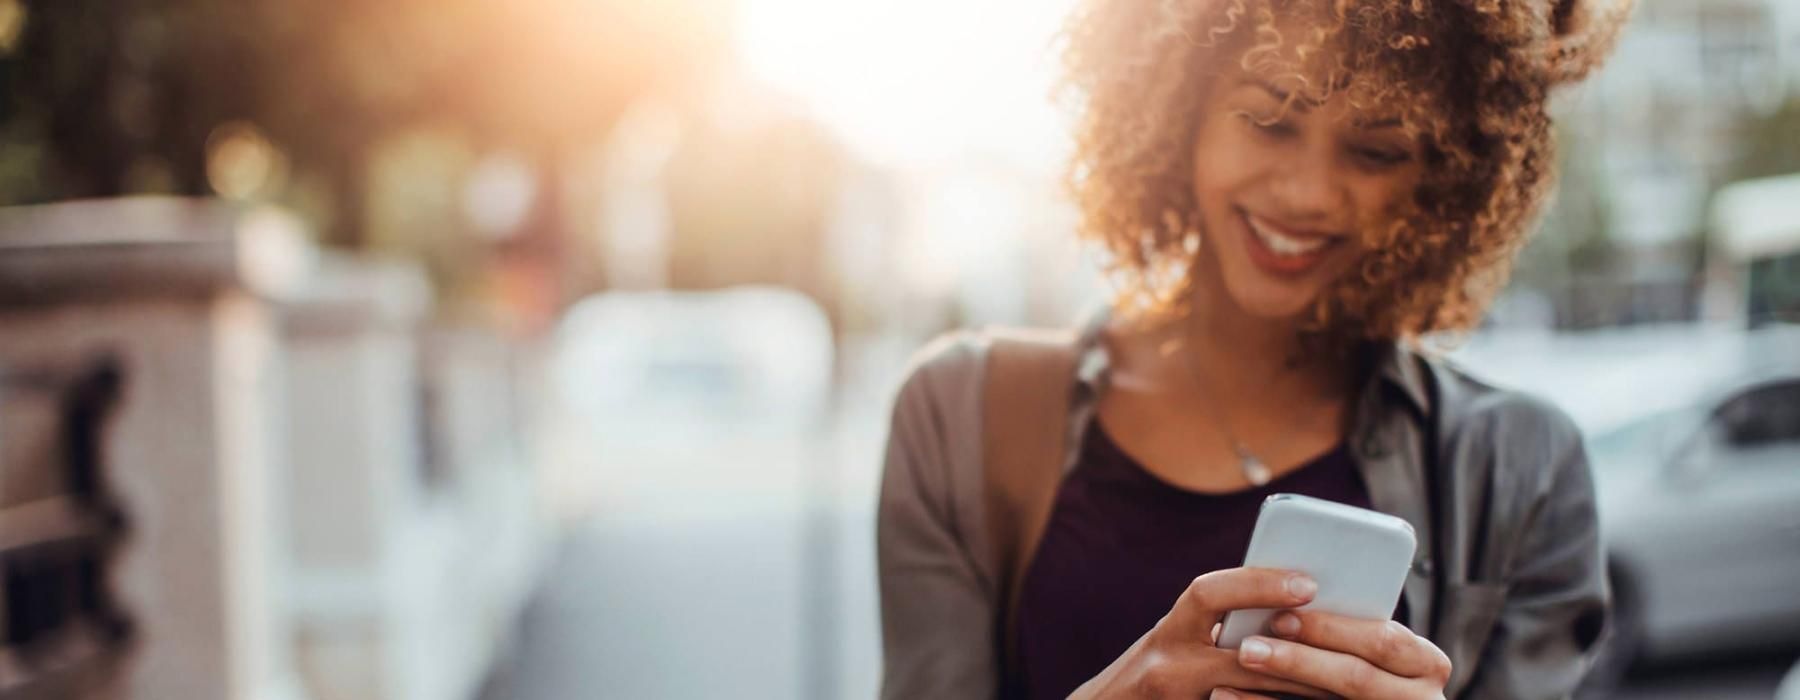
[0,0,729,288]
[0,0,747,331]
[1725,95,1800,182]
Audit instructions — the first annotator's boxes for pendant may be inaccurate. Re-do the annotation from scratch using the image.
[1241,454,1272,487]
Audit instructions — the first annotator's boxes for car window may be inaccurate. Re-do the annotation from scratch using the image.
[1710,379,1800,449]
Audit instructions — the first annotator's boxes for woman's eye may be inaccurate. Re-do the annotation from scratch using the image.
[1351,146,1411,168]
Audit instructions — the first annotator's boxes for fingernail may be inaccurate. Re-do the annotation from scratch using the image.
[1286,575,1317,599]
[1240,637,1272,663]
[1271,612,1301,637]
[1210,689,1241,700]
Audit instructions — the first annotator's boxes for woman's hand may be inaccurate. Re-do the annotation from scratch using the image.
[1214,609,1453,700]
[1068,568,1329,699]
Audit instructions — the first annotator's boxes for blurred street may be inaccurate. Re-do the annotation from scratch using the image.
[5,0,1800,698]
[478,333,906,699]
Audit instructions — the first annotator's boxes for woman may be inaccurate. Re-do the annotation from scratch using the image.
[877,0,1630,698]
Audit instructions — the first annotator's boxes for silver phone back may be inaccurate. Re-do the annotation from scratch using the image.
[1215,493,1417,649]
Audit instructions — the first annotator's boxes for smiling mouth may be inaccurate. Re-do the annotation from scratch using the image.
[1242,211,1344,255]
[1237,208,1346,275]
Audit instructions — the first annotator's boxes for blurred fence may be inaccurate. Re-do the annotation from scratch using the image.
[0,198,558,700]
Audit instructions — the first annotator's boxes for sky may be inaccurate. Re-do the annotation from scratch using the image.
[734,0,1080,169]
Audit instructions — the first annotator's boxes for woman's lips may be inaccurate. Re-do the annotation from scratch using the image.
[1239,209,1343,276]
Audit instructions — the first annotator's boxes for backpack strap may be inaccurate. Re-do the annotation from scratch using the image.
[981,328,1081,697]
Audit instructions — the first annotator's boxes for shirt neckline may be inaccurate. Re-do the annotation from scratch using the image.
[1085,415,1353,499]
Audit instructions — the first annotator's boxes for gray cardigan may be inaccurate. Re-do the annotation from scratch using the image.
[877,321,1609,699]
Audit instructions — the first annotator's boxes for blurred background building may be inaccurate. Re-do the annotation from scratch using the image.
[1515,0,1800,329]
[0,0,1796,698]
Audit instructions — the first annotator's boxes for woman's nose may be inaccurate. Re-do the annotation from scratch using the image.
[1269,147,1348,223]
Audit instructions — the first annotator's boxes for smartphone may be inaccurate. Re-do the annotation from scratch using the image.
[1215,493,1417,649]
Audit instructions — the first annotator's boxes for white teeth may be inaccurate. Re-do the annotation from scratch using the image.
[1246,213,1332,256]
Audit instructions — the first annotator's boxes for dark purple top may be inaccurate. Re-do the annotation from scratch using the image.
[1014,419,1406,700]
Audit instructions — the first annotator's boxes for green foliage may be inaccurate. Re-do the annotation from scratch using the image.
[1515,121,1617,292]
[0,0,729,243]
[1727,96,1800,182]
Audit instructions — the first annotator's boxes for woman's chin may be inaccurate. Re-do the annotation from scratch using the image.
[1235,297,1313,321]
[1222,276,1321,321]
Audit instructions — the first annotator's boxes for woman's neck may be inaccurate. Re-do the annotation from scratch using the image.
[1096,276,1362,487]
[1173,274,1352,411]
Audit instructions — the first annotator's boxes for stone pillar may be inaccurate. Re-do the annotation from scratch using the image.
[276,255,430,700]
[278,258,548,700]
[413,322,548,699]
[0,197,310,700]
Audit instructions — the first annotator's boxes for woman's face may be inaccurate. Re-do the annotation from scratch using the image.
[1189,53,1426,321]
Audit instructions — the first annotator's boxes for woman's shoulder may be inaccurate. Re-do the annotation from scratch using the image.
[892,330,990,411]
[1372,340,1583,451]
[1426,357,1584,447]
[884,331,993,478]
[1419,355,1592,491]
[881,331,995,564]
[891,322,1093,413]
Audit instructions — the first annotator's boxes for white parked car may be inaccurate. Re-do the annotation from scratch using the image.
[1455,324,1800,682]
[1779,657,1800,700]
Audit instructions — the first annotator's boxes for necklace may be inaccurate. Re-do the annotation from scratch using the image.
[1175,337,1274,487]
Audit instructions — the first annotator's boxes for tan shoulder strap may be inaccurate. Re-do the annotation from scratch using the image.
[981,327,1080,696]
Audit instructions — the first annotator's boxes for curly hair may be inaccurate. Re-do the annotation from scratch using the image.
[1058,0,1631,346]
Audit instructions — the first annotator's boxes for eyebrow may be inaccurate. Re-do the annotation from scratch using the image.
[1243,78,1312,113]
[1241,78,1405,130]
[1355,116,1405,130]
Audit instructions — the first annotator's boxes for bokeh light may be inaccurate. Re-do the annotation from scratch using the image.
[0,0,25,55]
[205,121,285,200]
[463,152,538,240]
